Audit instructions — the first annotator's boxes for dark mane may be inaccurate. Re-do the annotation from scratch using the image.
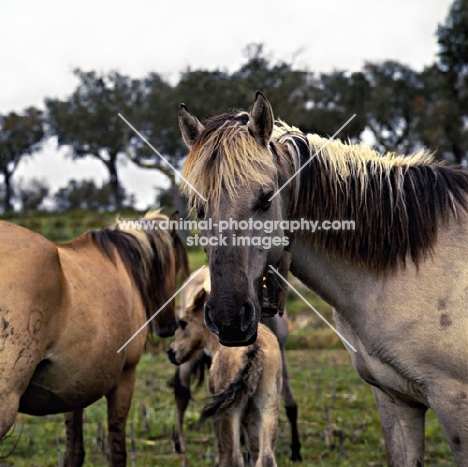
[89,225,175,327]
[277,127,468,273]
[173,229,190,281]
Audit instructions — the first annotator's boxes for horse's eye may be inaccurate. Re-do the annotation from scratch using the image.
[179,319,188,330]
[196,206,205,219]
[259,192,274,211]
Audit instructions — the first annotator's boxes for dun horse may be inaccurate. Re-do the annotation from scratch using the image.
[168,267,282,467]
[0,211,188,466]
[178,92,468,466]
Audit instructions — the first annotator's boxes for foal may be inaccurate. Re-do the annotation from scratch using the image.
[170,312,301,465]
[168,268,282,467]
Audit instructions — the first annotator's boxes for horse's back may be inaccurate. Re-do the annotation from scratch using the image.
[0,220,60,269]
[0,220,64,317]
[215,324,281,465]
[213,323,282,394]
[0,220,64,328]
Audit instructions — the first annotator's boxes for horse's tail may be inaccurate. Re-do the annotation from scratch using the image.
[200,343,263,421]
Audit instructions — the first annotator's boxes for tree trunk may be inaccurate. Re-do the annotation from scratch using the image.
[3,170,13,213]
[107,158,122,211]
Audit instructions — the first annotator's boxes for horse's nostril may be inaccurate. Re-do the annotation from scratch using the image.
[204,304,220,336]
[240,300,255,332]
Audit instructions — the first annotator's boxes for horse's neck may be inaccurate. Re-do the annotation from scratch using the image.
[289,236,383,316]
[289,221,467,322]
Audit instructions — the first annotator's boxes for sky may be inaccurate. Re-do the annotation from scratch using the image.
[0,0,454,209]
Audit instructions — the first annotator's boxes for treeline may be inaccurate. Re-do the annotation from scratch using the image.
[1,0,467,214]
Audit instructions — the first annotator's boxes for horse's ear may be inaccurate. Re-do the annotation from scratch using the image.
[193,288,207,311]
[248,90,274,147]
[178,104,205,147]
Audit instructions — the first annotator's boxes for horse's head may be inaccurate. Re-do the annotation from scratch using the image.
[167,267,212,365]
[179,92,294,346]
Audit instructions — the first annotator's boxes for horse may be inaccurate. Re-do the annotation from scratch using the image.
[0,211,188,467]
[169,277,301,465]
[178,91,468,466]
[168,267,282,467]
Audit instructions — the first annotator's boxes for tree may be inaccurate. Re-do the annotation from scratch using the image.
[361,61,425,154]
[231,43,314,130]
[0,108,44,212]
[412,64,457,161]
[308,70,368,142]
[53,179,132,212]
[16,178,49,212]
[176,44,368,142]
[124,73,188,216]
[431,0,468,164]
[46,69,146,210]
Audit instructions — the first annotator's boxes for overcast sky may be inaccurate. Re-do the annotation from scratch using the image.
[0,0,454,209]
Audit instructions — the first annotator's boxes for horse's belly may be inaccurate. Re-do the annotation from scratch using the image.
[18,358,120,415]
[19,382,103,415]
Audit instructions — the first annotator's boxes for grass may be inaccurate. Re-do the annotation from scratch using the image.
[0,212,457,466]
[2,351,453,466]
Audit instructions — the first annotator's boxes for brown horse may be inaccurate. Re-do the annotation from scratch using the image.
[168,267,282,467]
[0,211,188,466]
[178,92,468,466]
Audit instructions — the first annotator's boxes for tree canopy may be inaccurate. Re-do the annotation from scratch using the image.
[435,0,468,163]
[2,0,467,214]
[0,107,44,212]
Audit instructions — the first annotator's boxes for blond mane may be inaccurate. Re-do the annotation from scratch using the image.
[181,113,276,212]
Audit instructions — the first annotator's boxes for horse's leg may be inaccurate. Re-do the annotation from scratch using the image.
[429,388,468,467]
[105,367,136,467]
[280,348,301,462]
[372,386,427,467]
[241,391,278,467]
[214,413,243,467]
[64,410,85,467]
[0,308,50,439]
[0,390,20,441]
[173,361,192,461]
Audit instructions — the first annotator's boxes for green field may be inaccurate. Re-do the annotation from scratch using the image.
[0,213,455,466]
[0,350,453,467]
